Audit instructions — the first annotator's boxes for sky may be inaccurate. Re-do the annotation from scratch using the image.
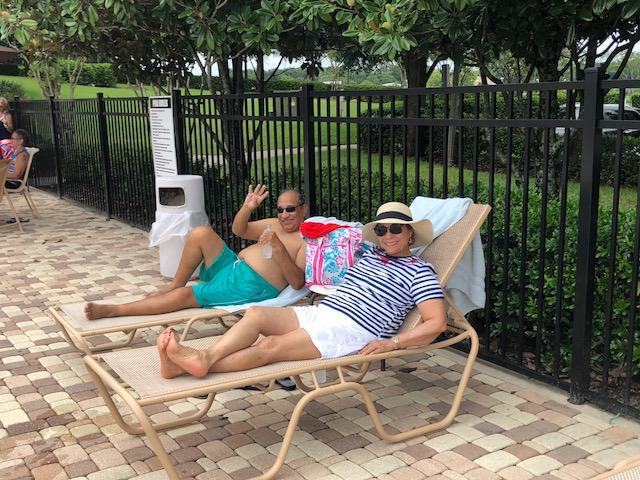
[194,54,311,76]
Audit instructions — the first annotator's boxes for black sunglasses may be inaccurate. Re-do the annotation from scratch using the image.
[374,224,404,236]
[277,205,303,214]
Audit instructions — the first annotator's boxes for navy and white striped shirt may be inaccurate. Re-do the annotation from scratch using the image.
[321,247,443,338]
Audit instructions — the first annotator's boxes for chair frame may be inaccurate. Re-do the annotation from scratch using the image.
[83,203,491,480]
[589,455,640,479]
[0,161,24,233]
[5,146,40,219]
[49,287,310,355]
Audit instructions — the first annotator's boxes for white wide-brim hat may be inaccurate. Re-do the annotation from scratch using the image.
[362,201,434,248]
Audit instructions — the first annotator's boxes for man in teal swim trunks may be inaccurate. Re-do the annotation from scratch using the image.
[85,184,308,319]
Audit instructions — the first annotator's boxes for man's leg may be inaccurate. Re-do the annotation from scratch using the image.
[85,286,200,320]
[162,306,321,377]
[150,226,226,297]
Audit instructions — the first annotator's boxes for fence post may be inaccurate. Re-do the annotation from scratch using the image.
[300,84,316,215]
[97,93,113,218]
[172,90,187,174]
[48,96,63,198]
[12,96,20,129]
[570,66,605,404]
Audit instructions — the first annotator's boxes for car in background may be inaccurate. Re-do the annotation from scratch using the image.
[557,103,640,136]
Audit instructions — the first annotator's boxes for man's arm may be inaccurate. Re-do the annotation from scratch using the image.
[270,239,306,290]
[232,184,270,240]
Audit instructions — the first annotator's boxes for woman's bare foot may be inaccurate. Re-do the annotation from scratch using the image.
[166,330,212,377]
[157,327,187,379]
[85,302,116,320]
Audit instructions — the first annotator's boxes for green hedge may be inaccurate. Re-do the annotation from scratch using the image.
[481,184,639,377]
[60,61,117,87]
[0,79,26,99]
[187,75,399,94]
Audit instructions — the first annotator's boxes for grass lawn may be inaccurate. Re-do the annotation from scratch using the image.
[0,74,154,99]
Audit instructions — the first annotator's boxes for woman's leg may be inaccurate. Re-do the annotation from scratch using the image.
[160,306,320,378]
[85,286,199,320]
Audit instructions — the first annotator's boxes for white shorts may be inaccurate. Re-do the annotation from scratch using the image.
[291,304,377,358]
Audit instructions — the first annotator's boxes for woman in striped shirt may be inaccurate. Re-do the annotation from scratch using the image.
[158,202,447,379]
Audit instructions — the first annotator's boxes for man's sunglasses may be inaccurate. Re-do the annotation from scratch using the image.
[374,223,405,236]
[277,205,303,214]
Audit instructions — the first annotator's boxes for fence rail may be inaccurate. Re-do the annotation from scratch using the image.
[11,67,640,419]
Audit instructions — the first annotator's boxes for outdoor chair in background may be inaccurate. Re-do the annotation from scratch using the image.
[0,161,24,233]
[5,147,40,220]
[82,203,491,480]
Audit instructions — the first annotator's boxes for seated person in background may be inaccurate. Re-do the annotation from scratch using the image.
[0,97,13,141]
[85,184,308,319]
[157,201,447,379]
[1,129,29,189]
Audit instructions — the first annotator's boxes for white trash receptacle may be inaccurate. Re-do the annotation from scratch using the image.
[148,175,209,279]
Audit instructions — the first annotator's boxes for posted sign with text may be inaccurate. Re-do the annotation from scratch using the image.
[149,96,178,176]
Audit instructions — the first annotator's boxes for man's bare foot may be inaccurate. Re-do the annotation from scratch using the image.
[157,327,187,379]
[85,302,116,320]
[166,330,212,377]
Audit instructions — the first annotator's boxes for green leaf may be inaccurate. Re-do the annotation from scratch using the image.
[621,0,640,19]
[577,8,593,20]
[592,0,607,16]
[14,28,28,45]
[19,19,38,29]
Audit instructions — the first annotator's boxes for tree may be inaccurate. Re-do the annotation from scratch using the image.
[290,0,479,156]
[0,0,103,99]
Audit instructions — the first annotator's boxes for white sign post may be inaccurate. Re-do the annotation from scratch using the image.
[149,96,178,177]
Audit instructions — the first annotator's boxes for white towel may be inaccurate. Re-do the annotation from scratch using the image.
[409,197,486,316]
[217,285,311,313]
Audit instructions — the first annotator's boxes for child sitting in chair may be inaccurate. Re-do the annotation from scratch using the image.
[1,129,29,189]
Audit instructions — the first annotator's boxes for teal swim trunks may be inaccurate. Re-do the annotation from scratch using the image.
[192,244,280,308]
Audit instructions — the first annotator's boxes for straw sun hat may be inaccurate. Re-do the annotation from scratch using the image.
[361,202,434,248]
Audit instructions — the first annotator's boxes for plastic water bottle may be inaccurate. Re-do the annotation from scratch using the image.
[261,224,272,258]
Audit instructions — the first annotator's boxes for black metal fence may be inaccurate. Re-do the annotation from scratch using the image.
[11,67,640,419]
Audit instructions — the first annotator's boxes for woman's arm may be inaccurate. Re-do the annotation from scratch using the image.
[358,298,447,355]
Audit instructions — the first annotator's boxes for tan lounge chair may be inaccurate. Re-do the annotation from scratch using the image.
[49,286,309,355]
[83,203,491,480]
[589,455,640,480]
[0,160,24,233]
[5,146,40,219]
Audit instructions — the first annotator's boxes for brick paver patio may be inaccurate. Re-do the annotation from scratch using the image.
[1,190,639,480]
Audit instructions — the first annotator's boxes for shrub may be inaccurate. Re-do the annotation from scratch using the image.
[480,184,640,377]
[58,61,116,87]
[93,64,117,87]
[0,79,26,99]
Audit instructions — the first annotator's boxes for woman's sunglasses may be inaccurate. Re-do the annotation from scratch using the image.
[276,205,303,214]
[374,224,405,236]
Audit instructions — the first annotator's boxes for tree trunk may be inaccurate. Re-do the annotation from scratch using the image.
[255,51,265,93]
[400,50,428,157]
[447,61,461,166]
